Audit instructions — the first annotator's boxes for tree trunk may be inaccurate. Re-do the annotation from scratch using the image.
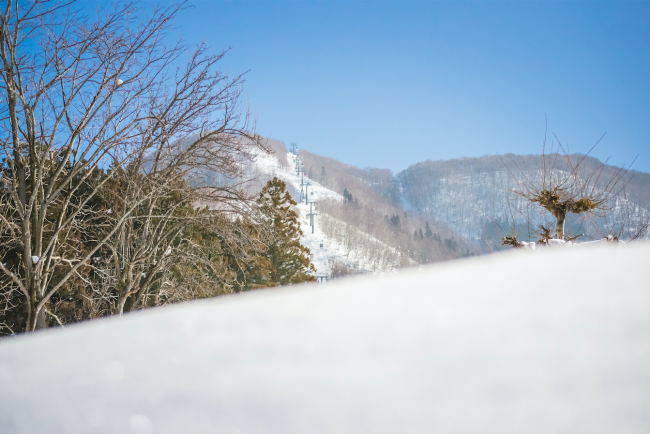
[123,296,135,313]
[117,294,129,316]
[34,307,46,330]
[555,211,566,240]
[26,303,47,332]
[117,284,140,315]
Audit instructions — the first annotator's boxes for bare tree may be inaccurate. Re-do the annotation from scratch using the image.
[506,128,629,242]
[0,0,266,332]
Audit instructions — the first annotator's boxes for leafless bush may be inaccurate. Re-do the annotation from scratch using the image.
[329,259,362,279]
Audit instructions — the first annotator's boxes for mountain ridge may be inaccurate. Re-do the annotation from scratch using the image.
[286,143,650,253]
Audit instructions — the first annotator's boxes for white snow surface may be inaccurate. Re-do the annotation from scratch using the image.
[1,243,649,433]
[522,238,627,250]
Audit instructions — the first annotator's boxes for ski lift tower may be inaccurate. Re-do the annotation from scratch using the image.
[290,143,298,155]
[296,155,305,179]
[303,180,312,206]
[307,199,318,234]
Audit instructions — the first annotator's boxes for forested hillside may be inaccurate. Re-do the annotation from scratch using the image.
[299,150,477,268]
[396,154,650,251]
[297,149,650,254]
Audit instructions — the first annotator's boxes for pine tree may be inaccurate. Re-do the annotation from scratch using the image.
[343,188,353,202]
[425,222,433,237]
[257,178,316,286]
[444,237,458,251]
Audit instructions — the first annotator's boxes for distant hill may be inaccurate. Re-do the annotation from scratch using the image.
[293,147,649,253]
[261,140,648,261]
[395,154,650,250]
[290,149,480,266]
[238,141,476,279]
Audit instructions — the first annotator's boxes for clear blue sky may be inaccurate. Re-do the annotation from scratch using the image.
[170,1,649,174]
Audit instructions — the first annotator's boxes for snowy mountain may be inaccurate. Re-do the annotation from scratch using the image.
[249,141,649,268]
[250,143,404,279]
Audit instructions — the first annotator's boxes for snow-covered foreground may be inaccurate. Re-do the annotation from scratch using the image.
[1,244,649,433]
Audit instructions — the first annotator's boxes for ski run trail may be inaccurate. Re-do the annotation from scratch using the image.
[252,147,400,280]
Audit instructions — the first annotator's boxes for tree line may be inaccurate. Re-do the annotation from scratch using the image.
[0,1,314,335]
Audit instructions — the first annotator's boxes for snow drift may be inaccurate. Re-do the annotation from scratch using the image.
[0,244,649,433]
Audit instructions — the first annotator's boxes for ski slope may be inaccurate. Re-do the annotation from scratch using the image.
[1,243,648,433]
[252,147,400,278]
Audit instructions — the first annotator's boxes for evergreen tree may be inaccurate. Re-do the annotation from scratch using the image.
[425,222,433,237]
[343,188,353,202]
[444,237,458,251]
[256,178,316,286]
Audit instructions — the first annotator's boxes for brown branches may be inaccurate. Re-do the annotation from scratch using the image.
[0,0,268,332]
[501,235,522,248]
[507,123,633,241]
